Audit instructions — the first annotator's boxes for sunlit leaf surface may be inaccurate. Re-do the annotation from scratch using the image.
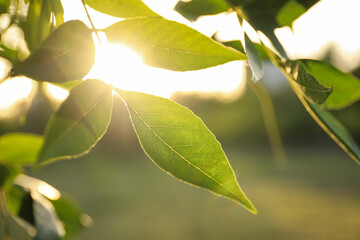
[38,79,113,165]
[84,0,158,18]
[105,17,247,71]
[12,20,95,83]
[116,89,256,213]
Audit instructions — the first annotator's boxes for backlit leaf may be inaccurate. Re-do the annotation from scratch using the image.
[301,59,360,109]
[116,89,256,214]
[0,133,43,166]
[105,17,247,71]
[38,79,113,165]
[12,20,95,83]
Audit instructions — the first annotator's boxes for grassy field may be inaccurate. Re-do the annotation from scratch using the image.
[7,142,360,240]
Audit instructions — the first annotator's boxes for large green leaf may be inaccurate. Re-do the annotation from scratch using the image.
[301,59,360,110]
[116,89,256,214]
[104,17,247,71]
[0,133,43,166]
[12,20,95,83]
[84,0,158,18]
[38,79,113,165]
[282,60,332,104]
[244,32,264,81]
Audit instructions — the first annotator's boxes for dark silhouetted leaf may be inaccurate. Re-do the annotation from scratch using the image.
[301,59,360,109]
[116,89,256,214]
[276,0,306,28]
[38,79,113,165]
[283,60,332,104]
[105,17,247,71]
[13,20,95,83]
[84,0,158,18]
[0,133,43,166]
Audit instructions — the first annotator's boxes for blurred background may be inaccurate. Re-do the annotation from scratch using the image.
[1,0,360,239]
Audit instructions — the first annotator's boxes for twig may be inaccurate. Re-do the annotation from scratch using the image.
[80,0,101,46]
[0,190,11,240]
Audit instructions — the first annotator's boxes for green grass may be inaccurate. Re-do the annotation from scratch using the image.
[9,143,360,239]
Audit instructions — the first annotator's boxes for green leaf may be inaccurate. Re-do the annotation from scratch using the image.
[104,17,247,71]
[51,195,91,239]
[301,59,360,109]
[38,79,113,165]
[116,89,256,214]
[0,0,10,13]
[12,20,95,83]
[84,0,158,18]
[244,33,264,81]
[283,60,332,104]
[175,0,229,21]
[303,100,360,165]
[0,164,18,189]
[0,133,43,166]
[276,0,306,28]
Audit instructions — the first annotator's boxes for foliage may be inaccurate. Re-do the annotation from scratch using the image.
[0,0,359,239]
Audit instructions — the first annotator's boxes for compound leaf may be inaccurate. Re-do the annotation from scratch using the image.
[38,79,113,165]
[105,17,247,71]
[116,89,256,214]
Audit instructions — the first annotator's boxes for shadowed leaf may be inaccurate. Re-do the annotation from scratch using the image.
[301,59,360,109]
[13,20,95,83]
[105,17,247,71]
[116,89,256,214]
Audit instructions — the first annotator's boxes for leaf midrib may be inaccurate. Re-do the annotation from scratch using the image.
[127,104,241,201]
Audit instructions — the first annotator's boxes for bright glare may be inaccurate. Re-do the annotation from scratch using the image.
[44,83,69,101]
[0,76,33,109]
[37,182,61,200]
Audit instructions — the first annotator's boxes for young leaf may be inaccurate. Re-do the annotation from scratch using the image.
[276,0,306,28]
[244,33,264,81]
[301,59,360,109]
[104,17,247,71]
[38,79,113,165]
[0,133,43,166]
[283,60,332,104]
[12,20,95,83]
[84,0,158,18]
[115,89,256,214]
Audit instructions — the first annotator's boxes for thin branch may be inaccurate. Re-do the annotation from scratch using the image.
[80,0,101,46]
[0,190,11,240]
